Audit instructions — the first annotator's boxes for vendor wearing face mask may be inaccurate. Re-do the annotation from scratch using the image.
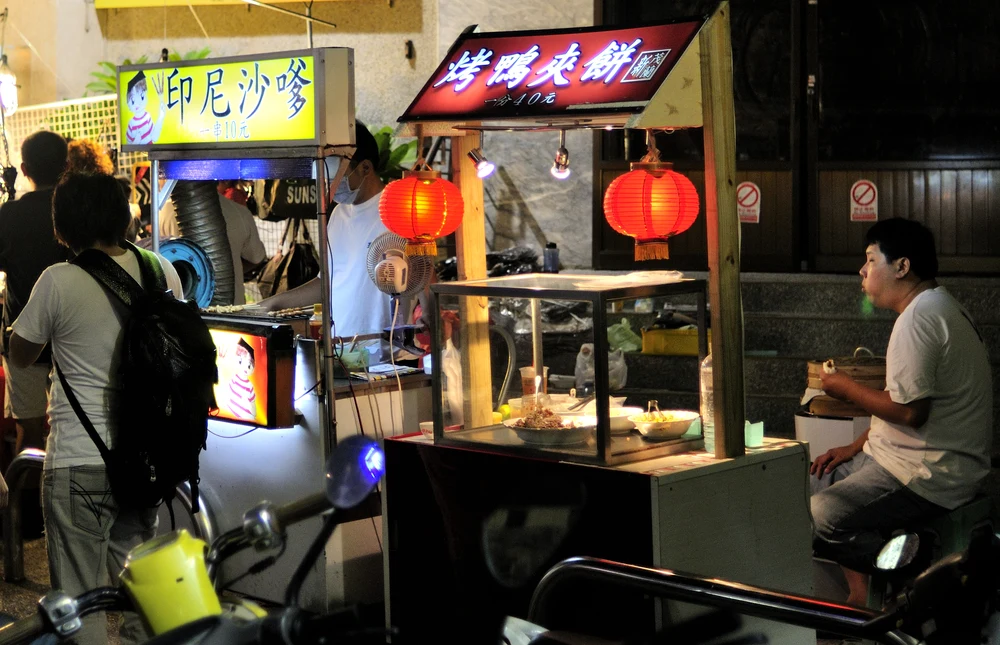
[258,122,390,336]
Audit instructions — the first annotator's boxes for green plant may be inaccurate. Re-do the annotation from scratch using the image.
[84,48,211,96]
[372,125,417,184]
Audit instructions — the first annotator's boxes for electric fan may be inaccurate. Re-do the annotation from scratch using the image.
[366,231,434,301]
[365,231,434,361]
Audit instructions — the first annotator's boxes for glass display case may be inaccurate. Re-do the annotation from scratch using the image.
[428,273,708,465]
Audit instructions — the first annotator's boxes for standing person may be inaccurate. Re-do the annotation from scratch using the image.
[8,172,183,645]
[810,218,993,606]
[65,138,182,292]
[257,121,391,336]
[159,181,267,305]
[0,131,69,459]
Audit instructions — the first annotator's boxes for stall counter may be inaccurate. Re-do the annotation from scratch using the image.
[382,436,815,644]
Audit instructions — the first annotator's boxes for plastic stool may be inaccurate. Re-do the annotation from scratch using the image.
[868,495,994,608]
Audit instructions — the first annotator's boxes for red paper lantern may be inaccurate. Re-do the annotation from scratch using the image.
[603,163,700,261]
[379,170,464,256]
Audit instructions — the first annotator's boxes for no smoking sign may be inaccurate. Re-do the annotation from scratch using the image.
[736,181,760,224]
[850,179,878,222]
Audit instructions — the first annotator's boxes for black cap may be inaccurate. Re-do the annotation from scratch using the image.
[126,71,146,95]
[237,337,255,364]
[546,242,557,249]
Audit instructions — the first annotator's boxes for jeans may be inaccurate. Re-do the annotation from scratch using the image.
[42,466,158,645]
[810,452,945,573]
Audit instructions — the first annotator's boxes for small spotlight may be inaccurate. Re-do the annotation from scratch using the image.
[604,125,614,131]
[550,129,570,180]
[467,148,495,179]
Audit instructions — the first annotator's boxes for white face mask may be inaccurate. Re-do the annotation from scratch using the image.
[333,164,362,205]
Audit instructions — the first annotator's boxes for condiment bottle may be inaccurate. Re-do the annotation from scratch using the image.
[542,242,560,273]
[308,303,324,340]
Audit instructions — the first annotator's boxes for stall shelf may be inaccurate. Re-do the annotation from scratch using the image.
[428,273,708,465]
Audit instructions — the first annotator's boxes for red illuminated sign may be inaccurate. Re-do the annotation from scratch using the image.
[400,19,705,123]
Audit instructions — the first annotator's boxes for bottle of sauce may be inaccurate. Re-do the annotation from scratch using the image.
[542,242,560,273]
[308,303,324,340]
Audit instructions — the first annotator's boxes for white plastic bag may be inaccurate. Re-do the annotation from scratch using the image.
[608,349,628,390]
[441,338,464,426]
[575,343,628,391]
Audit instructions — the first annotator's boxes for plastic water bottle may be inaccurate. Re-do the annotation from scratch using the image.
[700,354,715,453]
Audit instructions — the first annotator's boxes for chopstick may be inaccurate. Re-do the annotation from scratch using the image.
[567,393,596,411]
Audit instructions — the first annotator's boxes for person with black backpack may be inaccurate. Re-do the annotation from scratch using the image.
[7,172,214,645]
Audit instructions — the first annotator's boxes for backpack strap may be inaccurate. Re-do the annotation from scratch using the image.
[129,243,169,295]
[71,243,168,307]
[53,359,113,463]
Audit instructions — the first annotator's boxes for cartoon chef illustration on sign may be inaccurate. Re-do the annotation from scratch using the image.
[226,337,258,421]
[124,70,166,145]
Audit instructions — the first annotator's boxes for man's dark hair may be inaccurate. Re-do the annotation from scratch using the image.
[865,218,938,281]
[349,120,381,174]
[53,172,131,253]
[21,130,68,187]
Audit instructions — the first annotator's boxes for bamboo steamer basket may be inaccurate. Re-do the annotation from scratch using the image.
[806,348,886,418]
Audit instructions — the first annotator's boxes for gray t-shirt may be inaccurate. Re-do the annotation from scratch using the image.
[865,287,993,509]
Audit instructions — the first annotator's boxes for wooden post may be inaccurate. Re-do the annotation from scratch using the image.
[700,2,746,459]
[451,132,494,427]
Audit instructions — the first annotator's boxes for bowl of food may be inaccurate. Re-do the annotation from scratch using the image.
[503,408,595,446]
[562,406,643,435]
[629,410,700,441]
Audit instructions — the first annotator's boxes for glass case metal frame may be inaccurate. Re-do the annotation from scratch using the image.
[428,274,709,466]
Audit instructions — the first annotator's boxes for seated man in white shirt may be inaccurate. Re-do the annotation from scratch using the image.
[810,218,993,606]
[160,181,267,305]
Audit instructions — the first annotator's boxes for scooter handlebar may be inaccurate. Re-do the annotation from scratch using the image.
[0,614,45,645]
[273,492,331,529]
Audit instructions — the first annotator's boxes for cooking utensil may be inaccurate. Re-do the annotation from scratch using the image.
[567,393,596,412]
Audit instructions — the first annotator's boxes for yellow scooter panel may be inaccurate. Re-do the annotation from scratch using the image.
[120,529,222,635]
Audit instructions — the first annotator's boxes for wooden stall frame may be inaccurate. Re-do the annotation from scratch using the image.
[400,1,747,458]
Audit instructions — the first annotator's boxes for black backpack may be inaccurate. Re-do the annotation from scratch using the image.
[54,243,218,515]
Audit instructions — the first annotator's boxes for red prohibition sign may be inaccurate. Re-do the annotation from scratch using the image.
[737,183,759,208]
[852,181,876,207]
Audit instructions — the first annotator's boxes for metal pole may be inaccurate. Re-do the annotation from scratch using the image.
[151,159,160,254]
[305,2,313,47]
[530,298,543,390]
[314,156,337,452]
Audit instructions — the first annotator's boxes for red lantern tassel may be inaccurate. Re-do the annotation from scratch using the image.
[635,239,670,261]
[405,237,438,257]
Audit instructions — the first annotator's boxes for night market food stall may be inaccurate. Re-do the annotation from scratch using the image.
[380,4,816,643]
[114,48,431,610]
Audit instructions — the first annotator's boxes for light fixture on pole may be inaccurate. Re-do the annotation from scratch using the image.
[550,129,570,180]
[467,147,495,179]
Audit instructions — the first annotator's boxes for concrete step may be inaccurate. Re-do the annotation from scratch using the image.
[624,353,809,397]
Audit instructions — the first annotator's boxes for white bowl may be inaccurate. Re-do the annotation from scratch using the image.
[563,406,643,435]
[629,410,700,441]
[502,416,595,446]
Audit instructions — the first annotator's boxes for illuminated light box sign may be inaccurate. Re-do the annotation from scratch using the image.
[118,48,354,152]
[206,323,295,428]
[400,19,704,123]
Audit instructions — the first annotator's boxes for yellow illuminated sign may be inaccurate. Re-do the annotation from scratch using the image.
[119,55,316,148]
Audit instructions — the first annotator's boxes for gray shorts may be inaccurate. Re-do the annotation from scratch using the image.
[810,452,945,572]
[2,355,50,419]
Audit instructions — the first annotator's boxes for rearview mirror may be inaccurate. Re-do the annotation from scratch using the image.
[876,533,920,571]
